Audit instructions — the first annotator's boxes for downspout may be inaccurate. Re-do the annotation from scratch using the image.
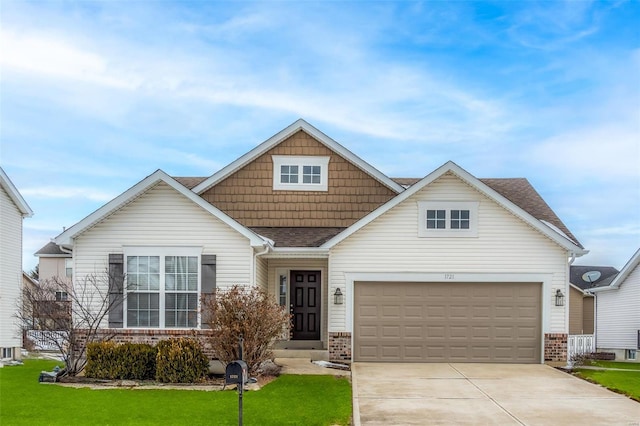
[252,241,272,288]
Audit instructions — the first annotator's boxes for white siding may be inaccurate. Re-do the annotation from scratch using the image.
[596,264,640,350]
[0,186,23,349]
[256,256,268,292]
[329,173,569,334]
[73,182,253,325]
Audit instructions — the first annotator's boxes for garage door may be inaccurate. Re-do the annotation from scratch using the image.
[354,282,541,363]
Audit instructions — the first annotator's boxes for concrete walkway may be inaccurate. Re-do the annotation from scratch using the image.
[352,363,640,426]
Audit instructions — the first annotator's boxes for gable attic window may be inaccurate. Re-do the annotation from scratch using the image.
[272,155,329,191]
[418,201,479,237]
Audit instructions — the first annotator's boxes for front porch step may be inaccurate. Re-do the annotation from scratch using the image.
[273,349,329,361]
[274,340,324,350]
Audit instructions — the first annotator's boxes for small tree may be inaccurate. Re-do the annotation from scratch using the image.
[17,269,125,376]
[202,285,290,376]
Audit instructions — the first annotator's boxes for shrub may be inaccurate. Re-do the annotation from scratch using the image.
[118,343,157,380]
[155,338,209,383]
[85,342,156,380]
[201,285,290,376]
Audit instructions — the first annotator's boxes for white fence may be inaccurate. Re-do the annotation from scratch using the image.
[26,330,68,351]
[568,334,595,360]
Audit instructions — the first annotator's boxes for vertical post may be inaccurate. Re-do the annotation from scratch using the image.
[238,334,244,426]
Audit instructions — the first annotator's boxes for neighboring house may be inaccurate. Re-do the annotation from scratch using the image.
[566,265,619,359]
[34,241,73,299]
[590,249,640,362]
[0,167,33,361]
[54,119,587,364]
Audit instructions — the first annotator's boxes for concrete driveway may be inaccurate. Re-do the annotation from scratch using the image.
[352,363,640,425]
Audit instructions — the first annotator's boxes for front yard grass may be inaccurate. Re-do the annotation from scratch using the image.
[0,359,352,425]
[573,361,640,402]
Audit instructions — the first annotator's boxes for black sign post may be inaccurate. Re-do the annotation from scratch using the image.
[238,335,244,426]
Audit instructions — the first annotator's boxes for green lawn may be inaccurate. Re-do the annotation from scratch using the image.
[574,362,640,401]
[584,360,640,370]
[0,360,352,425]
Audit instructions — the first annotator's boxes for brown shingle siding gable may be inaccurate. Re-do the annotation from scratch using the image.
[199,130,397,227]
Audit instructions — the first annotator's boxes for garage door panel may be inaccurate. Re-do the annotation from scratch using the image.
[354,282,541,363]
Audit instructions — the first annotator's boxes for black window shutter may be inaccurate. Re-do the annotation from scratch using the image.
[108,254,124,328]
[201,255,216,329]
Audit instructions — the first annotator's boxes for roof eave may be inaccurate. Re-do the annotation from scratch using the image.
[0,167,33,217]
[589,249,640,292]
[322,161,586,255]
[192,119,404,195]
[55,170,266,248]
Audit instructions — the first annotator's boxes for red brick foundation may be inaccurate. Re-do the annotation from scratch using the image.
[74,329,215,360]
[328,332,351,362]
[544,333,568,362]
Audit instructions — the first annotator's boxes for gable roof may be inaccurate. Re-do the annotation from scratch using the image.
[0,167,33,217]
[570,265,620,290]
[192,119,405,194]
[35,241,71,257]
[55,170,267,248]
[392,177,580,246]
[250,227,345,247]
[589,249,640,293]
[322,161,588,255]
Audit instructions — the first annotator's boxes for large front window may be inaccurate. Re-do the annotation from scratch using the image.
[126,253,199,328]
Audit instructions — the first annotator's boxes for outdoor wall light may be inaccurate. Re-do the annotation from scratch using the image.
[333,288,344,305]
[555,289,565,307]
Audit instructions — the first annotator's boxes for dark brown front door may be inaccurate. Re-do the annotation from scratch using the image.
[291,271,321,340]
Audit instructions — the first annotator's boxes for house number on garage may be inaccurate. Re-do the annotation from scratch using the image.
[444,273,455,280]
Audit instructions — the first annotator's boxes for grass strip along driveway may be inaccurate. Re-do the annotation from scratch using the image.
[1,360,352,425]
[573,360,640,402]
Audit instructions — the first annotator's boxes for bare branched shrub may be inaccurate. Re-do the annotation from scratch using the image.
[16,269,125,376]
[202,285,290,376]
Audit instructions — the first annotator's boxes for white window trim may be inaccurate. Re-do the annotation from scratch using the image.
[123,246,202,329]
[272,155,329,191]
[417,201,479,237]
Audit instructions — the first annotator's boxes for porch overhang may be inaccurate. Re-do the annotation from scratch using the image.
[259,247,329,259]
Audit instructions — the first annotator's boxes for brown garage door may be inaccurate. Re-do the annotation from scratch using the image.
[354,282,541,363]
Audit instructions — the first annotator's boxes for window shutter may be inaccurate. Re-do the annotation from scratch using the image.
[108,254,124,328]
[201,255,216,329]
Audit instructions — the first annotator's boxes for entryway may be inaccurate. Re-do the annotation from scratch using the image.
[290,270,321,341]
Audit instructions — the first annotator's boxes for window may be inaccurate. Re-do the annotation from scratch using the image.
[65,258,73,278]
[125,248,200,329]
[272,156,329,191]
[418,201,478,237]
[450,210,470,229]
[55,291,69,301]
[626,349,637,360]
[426,210,446,229]
[1,348,12,359]
[279,275,287,307]
[280,165,299,184]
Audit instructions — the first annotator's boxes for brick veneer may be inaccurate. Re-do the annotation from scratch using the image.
[329,332,351,361]
[544,333,568,362]
[74,329,215,360]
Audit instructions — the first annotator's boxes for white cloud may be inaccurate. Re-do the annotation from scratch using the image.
[0,29,140,90]
[21,186,116,202]
[529,124,639,181]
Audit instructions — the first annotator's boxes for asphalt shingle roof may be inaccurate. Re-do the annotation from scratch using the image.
[171,175,582,249]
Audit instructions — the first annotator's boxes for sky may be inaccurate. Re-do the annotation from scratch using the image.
[1,0,638,273]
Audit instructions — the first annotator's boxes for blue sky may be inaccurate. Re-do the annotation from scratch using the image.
[1,1,638,272]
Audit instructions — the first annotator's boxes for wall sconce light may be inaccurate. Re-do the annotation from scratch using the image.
[555,289,565,307]
[333,288,344,305]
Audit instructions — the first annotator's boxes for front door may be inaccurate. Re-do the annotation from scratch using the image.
[290,271,321,340]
